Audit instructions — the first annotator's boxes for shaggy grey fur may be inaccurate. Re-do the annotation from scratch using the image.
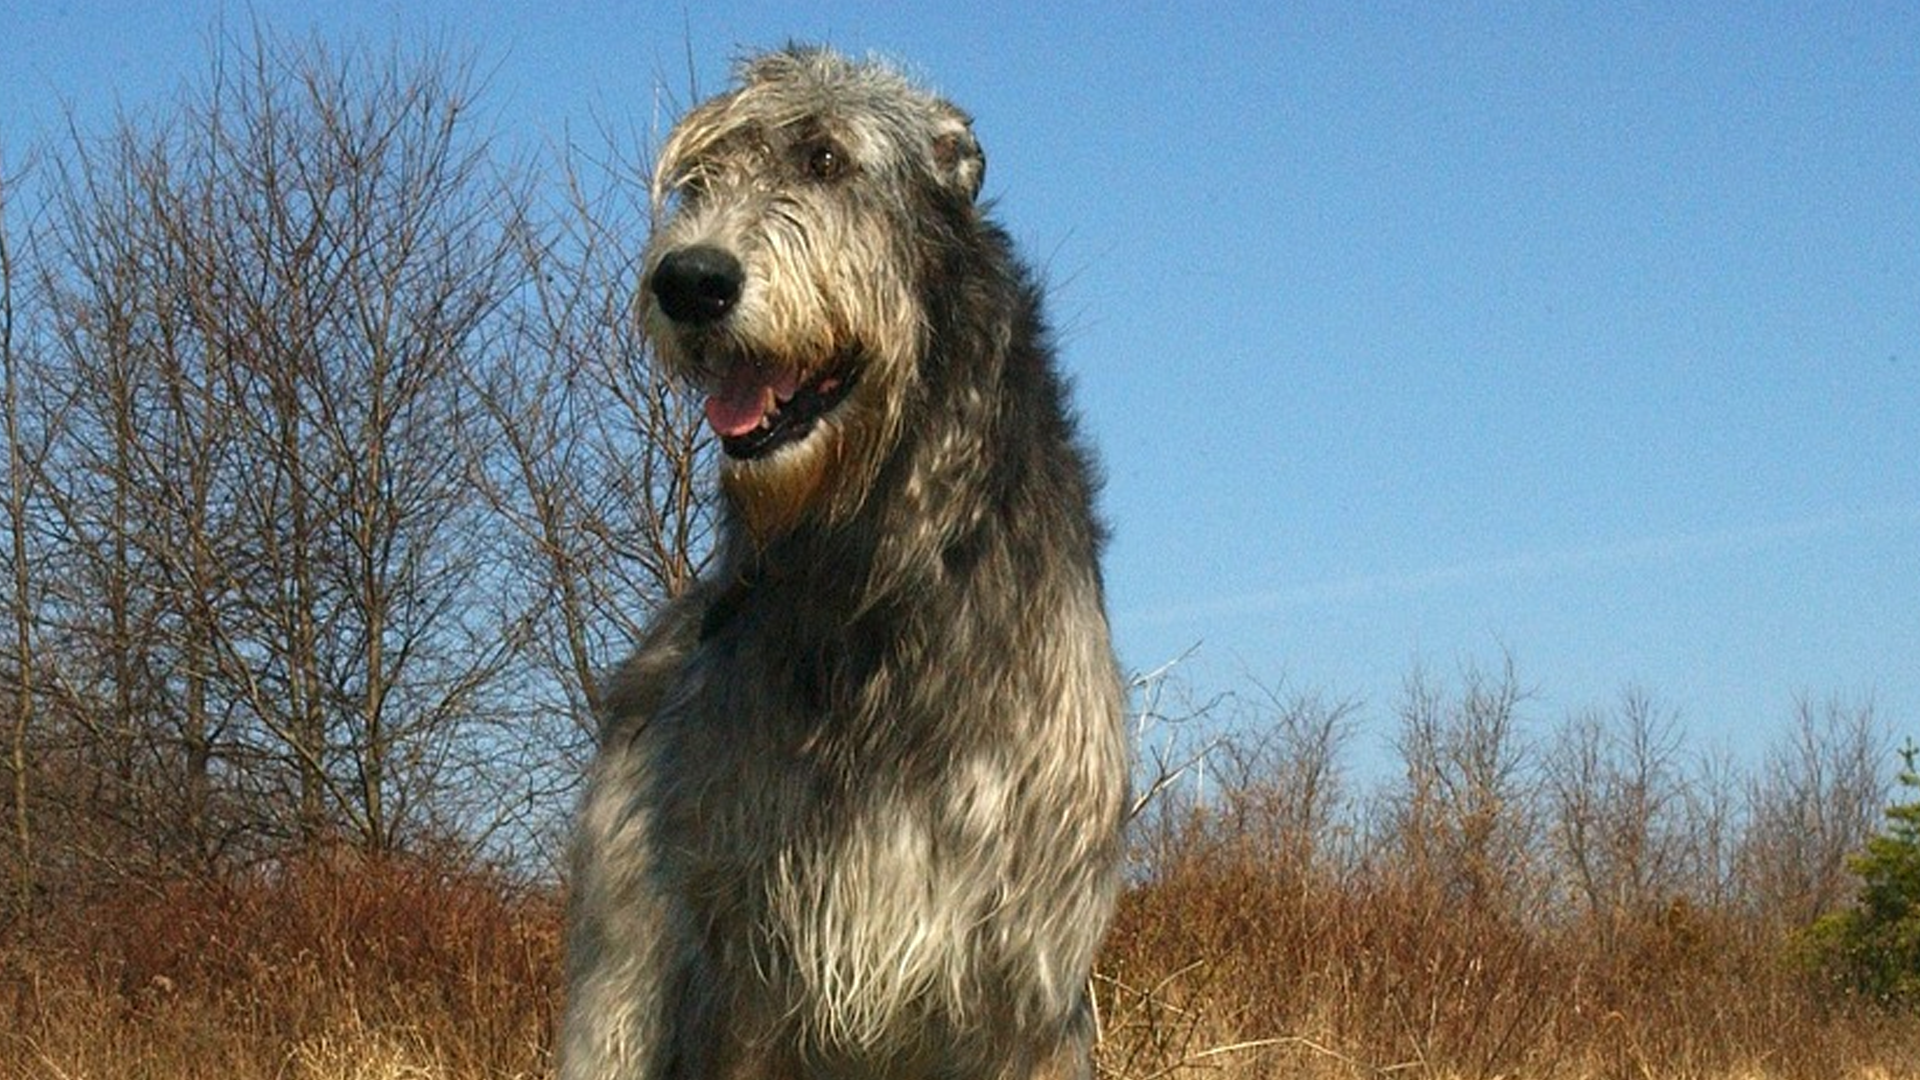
[562,47,1128,1080]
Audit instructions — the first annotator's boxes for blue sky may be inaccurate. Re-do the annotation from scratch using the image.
[4,2,1915,773]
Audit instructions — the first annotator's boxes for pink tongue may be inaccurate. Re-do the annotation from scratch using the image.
[704,364,801,438]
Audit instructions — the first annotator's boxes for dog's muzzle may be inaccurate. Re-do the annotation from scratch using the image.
[651,245,744,326]
[649,244,861,460]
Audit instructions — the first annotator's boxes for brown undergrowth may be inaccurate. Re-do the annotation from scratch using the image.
[2,847,559,1080]
[6,837,1919,1079]
[1098,843,1920,1079]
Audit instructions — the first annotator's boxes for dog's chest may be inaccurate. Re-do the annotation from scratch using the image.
[650,619,916,870]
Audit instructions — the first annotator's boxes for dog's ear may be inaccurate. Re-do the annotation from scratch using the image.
[930,102,985,203]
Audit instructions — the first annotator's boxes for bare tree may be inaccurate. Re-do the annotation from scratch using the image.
[1546,687,1688,936]
[1188,678,1361,873]
[0,150,43,918]
[1677,747,1745,909]
[0,31,721,882]
[190,33,532,852]
[476,136,711,732]
[1117,651,1228,878]
[33,118,189,863]
[28,30,541,857]
[1387,655,1539,911]
[1740,693,1889,928]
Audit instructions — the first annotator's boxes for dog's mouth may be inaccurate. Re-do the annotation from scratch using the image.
[703,355,860,460]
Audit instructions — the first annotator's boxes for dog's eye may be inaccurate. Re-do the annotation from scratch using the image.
[662,171,708,214]
[800,140,848,182]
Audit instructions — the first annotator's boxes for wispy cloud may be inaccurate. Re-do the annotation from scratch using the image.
[1117,504,1920,632]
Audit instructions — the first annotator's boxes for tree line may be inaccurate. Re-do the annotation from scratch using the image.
[1132,657,1893,954]
[0,32,712,919]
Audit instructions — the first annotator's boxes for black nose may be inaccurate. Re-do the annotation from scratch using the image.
[650,246,744,326]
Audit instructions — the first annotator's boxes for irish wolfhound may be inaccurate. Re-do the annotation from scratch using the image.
[563,47,1128,1080]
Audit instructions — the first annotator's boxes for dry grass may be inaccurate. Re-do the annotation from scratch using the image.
[2,848,558,1080]
[1096,838,1920,1080]
[5,836,1919,1080]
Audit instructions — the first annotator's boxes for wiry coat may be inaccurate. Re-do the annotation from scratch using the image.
[563,48,1128,1080]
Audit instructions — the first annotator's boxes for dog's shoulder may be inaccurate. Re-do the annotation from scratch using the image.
[596,581,722,738]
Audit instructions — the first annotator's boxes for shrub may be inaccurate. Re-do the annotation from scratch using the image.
[1804,739,1920,1006]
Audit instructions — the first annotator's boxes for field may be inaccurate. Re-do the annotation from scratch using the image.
[8,781,1919,1080]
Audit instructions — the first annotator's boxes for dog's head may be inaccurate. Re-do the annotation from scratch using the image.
[639,47,986,543]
